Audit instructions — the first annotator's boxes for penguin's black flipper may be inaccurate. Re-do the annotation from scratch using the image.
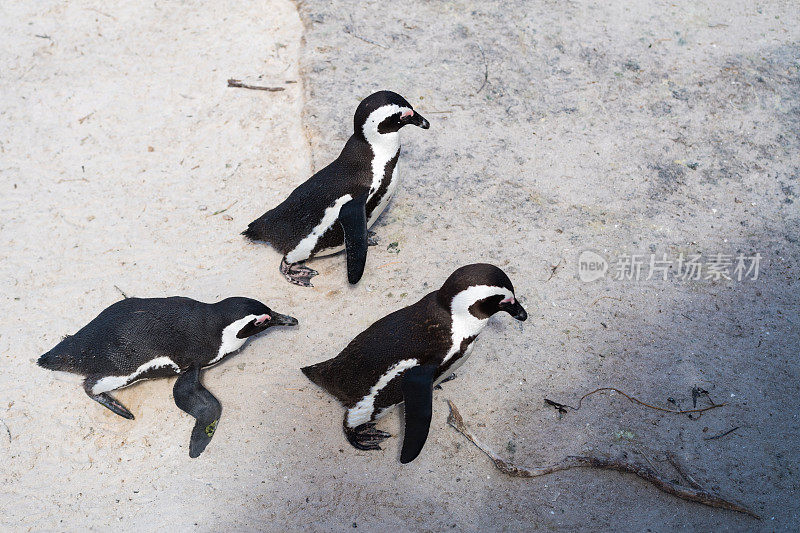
[400,365,437,464]
[90,392,135,420]
[83,377,135,419]
[173,364,222,458]
[338,193,369,284]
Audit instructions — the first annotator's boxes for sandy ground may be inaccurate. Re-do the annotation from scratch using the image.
[1,0,799,531]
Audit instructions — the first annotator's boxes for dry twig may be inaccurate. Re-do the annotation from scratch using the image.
[703,427,740,441]
[590,295,622,306]
[344,16,388,49]
[544,398,569,416]
[475,43,489,94]
[546,258,564,281]
[0,418,10,443]
[549,387,725,415]
[227,79,285,92]
[208,200,238,217]
[446,401,759,519]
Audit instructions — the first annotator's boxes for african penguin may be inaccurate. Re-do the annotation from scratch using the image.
[37,296,298,458]
[243,90,430,287]
[301,263,527,463]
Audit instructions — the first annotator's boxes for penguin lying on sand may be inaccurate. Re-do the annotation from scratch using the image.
[243,90,430,287]
[38,296,298,457]
[301,264,527,463]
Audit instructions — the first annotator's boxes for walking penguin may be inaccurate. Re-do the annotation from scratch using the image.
[37,296,298,457]
[243,90,430,287]
[301,264,527,463]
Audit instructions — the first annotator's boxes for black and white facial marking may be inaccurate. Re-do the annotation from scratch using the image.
[209,314,269,366]
[439,285,516,377]
[210,309,298,366]
[434,263,528,383]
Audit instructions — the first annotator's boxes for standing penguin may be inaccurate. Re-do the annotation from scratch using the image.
[243,90,430,287]
[37,296,298,457]
[301,264,528,463]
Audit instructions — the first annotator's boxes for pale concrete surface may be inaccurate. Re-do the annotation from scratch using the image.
[1,0,798,531]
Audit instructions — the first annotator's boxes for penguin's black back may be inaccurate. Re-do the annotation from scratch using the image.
[38,297,238,376]
[301,292,452,407]
[243,136,374,253]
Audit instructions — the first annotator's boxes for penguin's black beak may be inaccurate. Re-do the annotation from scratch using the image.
[266,311,299,327]
[499,300,527,321]
[411,111,430,129]
[237,312,298,338]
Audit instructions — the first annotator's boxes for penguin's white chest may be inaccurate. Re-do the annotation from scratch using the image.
[443,314,487,364]
[434,314,485,386]
[435,338,478,386]
[366,133,401,227]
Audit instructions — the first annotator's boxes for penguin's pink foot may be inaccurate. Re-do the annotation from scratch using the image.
[344,422,390,451]
[367,230,379,247]
[280,257,318,287]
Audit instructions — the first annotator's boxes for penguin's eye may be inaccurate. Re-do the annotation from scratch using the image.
[400,110,413,119]
[254,314,270,326]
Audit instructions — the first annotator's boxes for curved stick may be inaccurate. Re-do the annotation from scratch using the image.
[446,401,759,519]
[556,387,725,415]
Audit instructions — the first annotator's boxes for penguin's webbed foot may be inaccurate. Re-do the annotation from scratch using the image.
[90,392,135,420]
[344,422,390,451]
[367,230,379,247]
[280,257,318,288]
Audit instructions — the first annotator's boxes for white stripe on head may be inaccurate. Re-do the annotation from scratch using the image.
[346,358,419,428]
[362,104,411,145]
[91,356,180,395]
[285,194,353,263]
[442,285,514,364]
[208,314,261,366]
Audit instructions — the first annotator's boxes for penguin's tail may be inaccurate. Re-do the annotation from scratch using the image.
[241,217,265,242]
[37,349,70,371]
[300,364,321,386]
